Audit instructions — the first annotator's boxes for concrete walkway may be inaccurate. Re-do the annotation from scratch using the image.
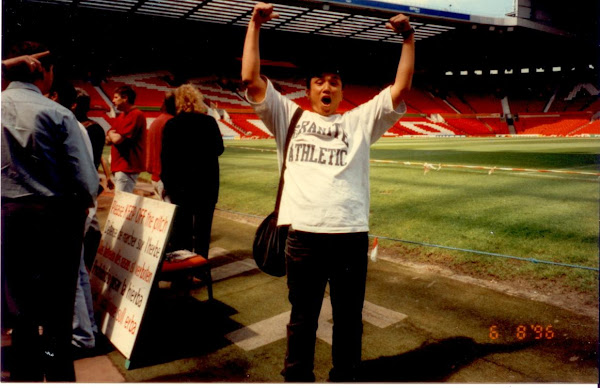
[4,182,598,383]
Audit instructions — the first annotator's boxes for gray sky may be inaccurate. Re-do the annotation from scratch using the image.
[378,0,516,18]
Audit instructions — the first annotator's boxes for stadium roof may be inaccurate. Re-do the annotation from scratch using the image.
[6,0,597,81]
[17,0,576,46]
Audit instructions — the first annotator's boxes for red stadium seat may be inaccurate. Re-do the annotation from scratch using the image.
[160,251,213,300]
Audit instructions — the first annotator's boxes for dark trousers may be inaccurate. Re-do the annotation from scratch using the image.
[1,198,86,382]
[169,200,215,259]
[283,229,368,382]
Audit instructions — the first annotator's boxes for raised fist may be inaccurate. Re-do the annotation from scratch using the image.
[252,2,280,25]
[386,14,412,34]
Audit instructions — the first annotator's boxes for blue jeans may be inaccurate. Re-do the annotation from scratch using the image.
[72,253,97,349]
[283,229,368,382]
[114,172,139,193]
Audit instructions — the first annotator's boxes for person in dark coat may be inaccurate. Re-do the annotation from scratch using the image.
[161,84,224,258]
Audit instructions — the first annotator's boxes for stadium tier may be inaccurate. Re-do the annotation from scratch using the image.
[403,89,456,114]
[444,91,475,114]
[71,80,112,113]
[389,116,459,137]
[80,71,598,138]
[228,113,273,139]
[460,93,504,114]
[570,120,600,136]
[479,118,510,135]
[101,72,173,109]
[444,118,497,136]
[508,97,548,114]
[514,115,592,136]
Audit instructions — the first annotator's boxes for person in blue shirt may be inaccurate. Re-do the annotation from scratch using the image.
[1,41,98,382]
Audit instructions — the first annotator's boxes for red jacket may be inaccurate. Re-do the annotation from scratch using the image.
[110,108,147,173]
[146,113,173,181]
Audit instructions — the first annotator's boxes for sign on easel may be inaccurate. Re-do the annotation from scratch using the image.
[90,191,176,360]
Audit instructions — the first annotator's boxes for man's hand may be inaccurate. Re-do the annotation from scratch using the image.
[2,51,50,77]
[252,2,279,25]
[386,13,412,34]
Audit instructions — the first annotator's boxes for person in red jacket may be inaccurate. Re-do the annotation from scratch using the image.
[106,85,147,193]
[146,91,175,200]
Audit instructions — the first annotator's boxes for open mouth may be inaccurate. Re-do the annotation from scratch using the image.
[321,96,332,105]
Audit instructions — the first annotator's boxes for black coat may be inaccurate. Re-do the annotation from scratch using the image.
[161,112,224,206]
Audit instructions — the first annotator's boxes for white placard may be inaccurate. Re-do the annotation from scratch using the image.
[90,191,176,359]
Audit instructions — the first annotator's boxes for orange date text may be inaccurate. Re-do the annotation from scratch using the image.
[489,324,555,341]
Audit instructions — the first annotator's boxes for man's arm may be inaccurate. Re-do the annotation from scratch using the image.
[100,156,114,190]
[387,14,415,109]
[105,110,145,145]
[2,51,50,74]
[241,2,279,102]
[105,129,123,145]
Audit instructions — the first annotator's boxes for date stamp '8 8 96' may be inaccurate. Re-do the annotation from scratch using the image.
[489,324,555,341]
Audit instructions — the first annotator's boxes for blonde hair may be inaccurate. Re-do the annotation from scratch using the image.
[174,84,207,114]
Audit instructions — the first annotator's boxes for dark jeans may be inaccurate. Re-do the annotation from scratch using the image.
[1,197,86,381]
[283,229,368,382]
[169,200,215,259]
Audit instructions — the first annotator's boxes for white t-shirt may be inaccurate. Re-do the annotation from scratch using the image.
[247,79,406,233]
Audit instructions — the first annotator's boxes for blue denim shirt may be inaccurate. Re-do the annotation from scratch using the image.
[1,82,98,206]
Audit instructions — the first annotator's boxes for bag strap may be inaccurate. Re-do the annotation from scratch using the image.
[274,106,303,212]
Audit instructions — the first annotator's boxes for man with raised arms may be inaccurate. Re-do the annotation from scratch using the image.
[242,2,415,382]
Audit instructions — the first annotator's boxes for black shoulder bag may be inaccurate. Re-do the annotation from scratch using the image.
[252,107,303,277]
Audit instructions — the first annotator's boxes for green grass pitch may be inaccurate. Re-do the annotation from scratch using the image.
[218,137,599,291]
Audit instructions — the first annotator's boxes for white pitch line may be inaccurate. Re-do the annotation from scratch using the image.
[363,301,408,328]
[226,297,407,351]
[208,247,229,259]
[211,258,258,282]
[225,310,289,351]
[226,147,598,178]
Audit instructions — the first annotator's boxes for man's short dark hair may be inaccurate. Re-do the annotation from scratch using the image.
[303,62,343,90]
[50,79,77,109]
[3,41,54,83]
[115,85,136,105]
[73,87,91,119]
[162,91,176,116]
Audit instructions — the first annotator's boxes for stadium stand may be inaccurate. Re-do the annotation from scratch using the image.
[217,119,245,139]
[101,72,172,109]
[547,83,600,113]
[460,93,504,114]
[189,79,250,110]
[569,119,600,136]
[392,116,461,137]
[342,84,382,107]
[444,117,496,136]
[73,70,598,139]
[72,80,112,113]
[507,96,548,114]
[229,113,273,138]
[444,91,475,114]
[479,117,510,135]
[403,89,455,114]
[514,115,591,136]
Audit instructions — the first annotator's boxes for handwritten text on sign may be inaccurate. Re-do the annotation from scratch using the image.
[90,191,176,359]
